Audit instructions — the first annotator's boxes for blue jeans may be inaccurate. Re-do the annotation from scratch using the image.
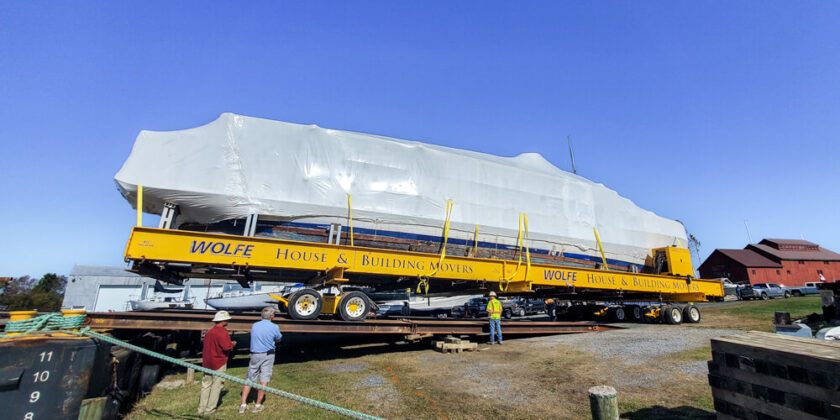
[489,318,502,343]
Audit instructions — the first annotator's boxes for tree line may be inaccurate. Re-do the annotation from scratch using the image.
[0,273,66,311]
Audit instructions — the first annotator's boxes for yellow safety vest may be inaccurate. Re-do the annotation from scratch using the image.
[487,298,502,320]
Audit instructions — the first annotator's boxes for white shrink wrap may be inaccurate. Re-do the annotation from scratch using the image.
[115,113,687,266]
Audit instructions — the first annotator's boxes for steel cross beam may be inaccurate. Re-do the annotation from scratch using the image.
[83,311,607,335]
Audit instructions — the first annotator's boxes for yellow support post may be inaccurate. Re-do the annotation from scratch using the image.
[268,293,288,305]
[593,227,608,270]
[136,185,143,227]
[472,225,479,257]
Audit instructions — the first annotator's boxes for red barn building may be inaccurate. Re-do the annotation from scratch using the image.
[698,239,840,286]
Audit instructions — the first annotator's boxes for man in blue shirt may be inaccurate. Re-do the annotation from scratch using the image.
[239,307,283,414]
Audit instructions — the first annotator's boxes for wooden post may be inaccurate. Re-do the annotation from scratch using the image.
[186,367,195,384]
[774,311,791,325]
[589,385,619,420]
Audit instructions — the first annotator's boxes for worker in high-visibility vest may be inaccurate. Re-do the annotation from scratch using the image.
[545,298,556,319]
[486,291,503,344]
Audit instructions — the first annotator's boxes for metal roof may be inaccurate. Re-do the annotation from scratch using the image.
[747,243,840,262]
[712,249,782,268]
[70,264,141,277]
[761,238,819,247]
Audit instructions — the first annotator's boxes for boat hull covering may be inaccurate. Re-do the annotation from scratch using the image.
[115,113,687,266]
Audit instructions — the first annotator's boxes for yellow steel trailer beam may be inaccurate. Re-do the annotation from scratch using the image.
[124,227,723,301]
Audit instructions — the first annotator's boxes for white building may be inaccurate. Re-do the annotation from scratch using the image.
[63,265,228,311]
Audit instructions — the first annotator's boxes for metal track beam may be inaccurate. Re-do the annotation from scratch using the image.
[83,311,607,335]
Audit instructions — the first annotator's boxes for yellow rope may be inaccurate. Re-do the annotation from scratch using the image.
[593,227,609,269]
[426,200,453,279]
[472,224,479,257]
[136,185,143,227]
[347,194,354,247]
[504,213,531,281]
[524,213,531,281]
[416,276,429,294]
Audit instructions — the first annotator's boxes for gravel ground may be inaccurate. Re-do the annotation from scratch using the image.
[324,361,368,373]
[534,324,739,364]
[677,361,710,375]
[353,374,387,389]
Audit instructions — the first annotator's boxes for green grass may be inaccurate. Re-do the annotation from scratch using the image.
[128,355,369,419]
[125,296,826,419]
[697,295,822,331]
[707,295,821,316]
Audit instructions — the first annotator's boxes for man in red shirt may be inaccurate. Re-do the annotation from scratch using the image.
[198,311,235,416]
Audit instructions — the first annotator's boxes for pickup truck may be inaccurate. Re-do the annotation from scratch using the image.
[749,283,790,300]
[719,278,739,297]
[452,297,517,319]
[783,282,823,296]
[509,297,547,316]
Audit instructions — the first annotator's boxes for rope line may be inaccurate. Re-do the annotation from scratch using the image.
[2,314,383,420]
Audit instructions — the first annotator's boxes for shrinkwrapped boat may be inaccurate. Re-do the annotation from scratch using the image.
[115,113,687,271]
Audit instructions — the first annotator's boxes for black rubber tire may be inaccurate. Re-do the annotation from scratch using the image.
[793,290,802,297]
[683,305,701,323]
[287,289,322,320]
[784,291,791,299]
[663,305,683,325]
[761,293,769,301]
[138,364,160,394]
[627,305,642,322]
[337,291,370,322]
[611,306,627,322]
[517,308,526,317]
[503,309,512,319]
[401,304,412,317]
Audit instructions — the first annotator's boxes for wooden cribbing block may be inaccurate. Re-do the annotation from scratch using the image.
[432,339,478,353]
[708,331,840,420]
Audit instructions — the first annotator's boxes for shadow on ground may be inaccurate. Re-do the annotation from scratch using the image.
[623,405,715,420]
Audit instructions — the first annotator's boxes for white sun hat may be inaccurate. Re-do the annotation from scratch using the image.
[212,311,232,322]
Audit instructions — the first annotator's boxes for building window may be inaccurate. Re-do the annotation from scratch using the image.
[786,270,791,275]
[826,261,831,265]
[818,270,824,275]
[751,269,756,275]
[799,261,805,264]
[776,270,781,275]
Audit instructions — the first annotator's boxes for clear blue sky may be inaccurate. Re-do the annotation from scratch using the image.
[1,2,838,278]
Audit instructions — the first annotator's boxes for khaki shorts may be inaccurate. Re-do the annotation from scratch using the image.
[247,352,275,383]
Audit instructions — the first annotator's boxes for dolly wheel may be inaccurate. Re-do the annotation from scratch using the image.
[683,305,701,323]
[627,305,642,322]
[611,306,627,322]
[338,291,370,322]
[663,305,683,325]
[288,289,322,320]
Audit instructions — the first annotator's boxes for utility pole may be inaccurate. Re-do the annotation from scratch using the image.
[744,220,753,243]
[568,136,577,174]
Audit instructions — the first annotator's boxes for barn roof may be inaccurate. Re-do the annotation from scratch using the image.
[747,243,840,262]
[713,249,782,268]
